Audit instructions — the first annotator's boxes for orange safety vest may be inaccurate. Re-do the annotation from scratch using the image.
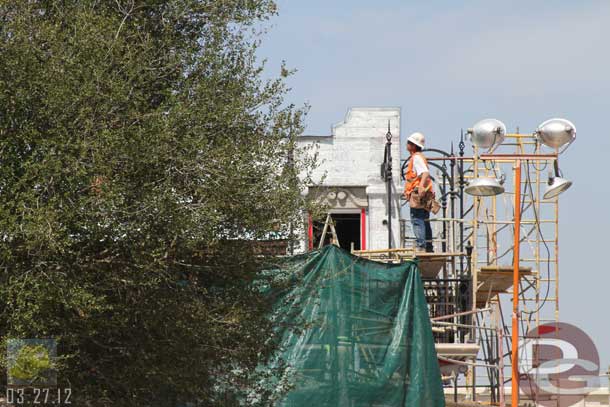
[404,152,433,198]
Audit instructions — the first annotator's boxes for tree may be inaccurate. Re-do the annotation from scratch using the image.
[0,1,314,405]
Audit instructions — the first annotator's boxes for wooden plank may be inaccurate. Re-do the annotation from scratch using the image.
[476,266,532,306]
[435,343,480,358]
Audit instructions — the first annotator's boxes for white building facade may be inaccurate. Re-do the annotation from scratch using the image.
[297,107,403,252]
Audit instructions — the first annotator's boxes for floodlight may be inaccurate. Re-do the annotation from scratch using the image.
[544,161,572,199]
[468,119,506,150]
[465,177,505,196]
[535,118,576,153]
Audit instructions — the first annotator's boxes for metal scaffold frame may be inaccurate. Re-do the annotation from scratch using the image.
[354,130,563,406]
[465,133,561,406]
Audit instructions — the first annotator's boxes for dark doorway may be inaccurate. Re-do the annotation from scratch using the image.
[313,213,361,251]
[333,213,361,251]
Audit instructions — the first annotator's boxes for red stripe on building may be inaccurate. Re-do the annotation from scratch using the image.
[360,208,366,250]
[308,213,314,251]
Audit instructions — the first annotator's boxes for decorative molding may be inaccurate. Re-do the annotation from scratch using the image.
[307,186,368,208]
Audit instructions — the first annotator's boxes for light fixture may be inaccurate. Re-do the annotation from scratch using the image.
[465,177,505,196]
[535,118,576,154]
[544,161,572,199]
[466,166,506,197]
[467,119,507,150]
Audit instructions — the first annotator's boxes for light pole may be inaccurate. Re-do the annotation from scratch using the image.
[511,159,522,407]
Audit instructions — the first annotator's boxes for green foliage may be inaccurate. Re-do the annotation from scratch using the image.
[0,1,315,405]
[9,345,53,384]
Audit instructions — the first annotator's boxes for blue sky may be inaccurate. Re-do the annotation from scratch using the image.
[258,0,610,374]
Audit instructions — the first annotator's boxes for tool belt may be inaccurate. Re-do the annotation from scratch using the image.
[407,188,441,214]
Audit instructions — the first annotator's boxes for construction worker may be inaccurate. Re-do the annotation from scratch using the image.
[404,132,434,252]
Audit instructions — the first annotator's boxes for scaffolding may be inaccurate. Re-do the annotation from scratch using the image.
[354,130,562,406]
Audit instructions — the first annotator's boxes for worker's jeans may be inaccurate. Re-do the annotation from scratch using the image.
[410,207,433,252]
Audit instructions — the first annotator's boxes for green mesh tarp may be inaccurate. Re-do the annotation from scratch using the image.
[266,245,445,407]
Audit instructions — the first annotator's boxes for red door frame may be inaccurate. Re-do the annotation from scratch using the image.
[308,213,314,251]
[360,208,366,250]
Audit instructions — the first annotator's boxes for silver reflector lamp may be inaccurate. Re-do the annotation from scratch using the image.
[465,177,505,196]
[467,119,507,150]
[544,161,572,199]
[535,118,576,154]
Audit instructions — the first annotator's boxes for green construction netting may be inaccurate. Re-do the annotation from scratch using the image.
[264,245,445,407]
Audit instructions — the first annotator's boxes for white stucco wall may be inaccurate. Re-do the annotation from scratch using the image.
[297,107,402,250]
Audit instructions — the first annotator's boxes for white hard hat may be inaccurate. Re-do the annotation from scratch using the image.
[407,132,425,148]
